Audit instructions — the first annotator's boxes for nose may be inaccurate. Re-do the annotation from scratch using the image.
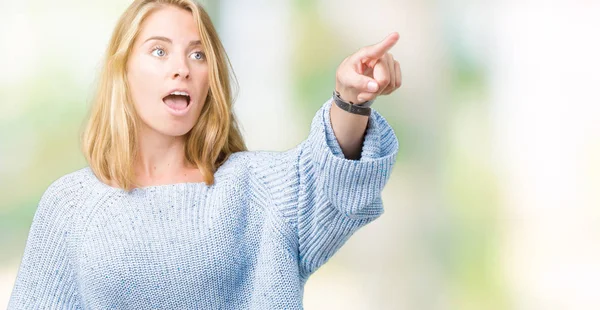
[170,57,190,80]
[173,67,190,80]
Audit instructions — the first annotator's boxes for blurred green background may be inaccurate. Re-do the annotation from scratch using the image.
[1,0,599,309]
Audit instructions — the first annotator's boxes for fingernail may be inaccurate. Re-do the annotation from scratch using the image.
[367,81,378,92]
[357,97,364,103]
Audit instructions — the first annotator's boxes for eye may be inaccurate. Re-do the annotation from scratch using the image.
[190,51,205,60]
[151,47,166,57]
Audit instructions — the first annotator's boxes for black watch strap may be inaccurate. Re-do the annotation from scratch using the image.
[332,90,372,116]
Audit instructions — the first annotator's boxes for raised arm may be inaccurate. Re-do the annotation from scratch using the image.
[330,32,401,159]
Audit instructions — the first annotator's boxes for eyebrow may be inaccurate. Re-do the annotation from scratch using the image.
[143,36,202,47]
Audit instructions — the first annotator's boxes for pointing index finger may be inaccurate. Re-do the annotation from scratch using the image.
[359,32,400,60]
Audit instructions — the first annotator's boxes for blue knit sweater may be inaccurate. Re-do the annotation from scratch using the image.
[8,98,399,309]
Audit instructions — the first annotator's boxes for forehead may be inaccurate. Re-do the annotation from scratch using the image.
[138,5,200,42]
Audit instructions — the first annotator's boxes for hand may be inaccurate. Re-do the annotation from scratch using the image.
[335,32,402,104]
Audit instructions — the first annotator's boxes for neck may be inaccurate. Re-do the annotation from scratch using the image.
[134,127,191,184]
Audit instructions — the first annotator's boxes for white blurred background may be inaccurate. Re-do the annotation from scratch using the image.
[1,0,599,309]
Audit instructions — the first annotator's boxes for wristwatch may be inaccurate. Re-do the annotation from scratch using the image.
[332,90,373,116]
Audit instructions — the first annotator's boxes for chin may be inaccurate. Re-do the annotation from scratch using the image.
[161,125,195,137]
[142,120,194,138]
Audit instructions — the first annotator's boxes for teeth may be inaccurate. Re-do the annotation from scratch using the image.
[170,91,189,97]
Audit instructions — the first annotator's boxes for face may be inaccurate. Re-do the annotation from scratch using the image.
[126,5,209,137]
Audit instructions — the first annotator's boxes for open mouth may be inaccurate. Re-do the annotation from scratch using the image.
[162,94,191,111]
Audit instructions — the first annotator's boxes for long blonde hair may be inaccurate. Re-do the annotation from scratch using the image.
[81,0,247,191]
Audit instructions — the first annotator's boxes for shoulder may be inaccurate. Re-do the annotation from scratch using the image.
[218,148,303,199]
[221,149,303,226]
[224,146,302,175]
[44,167,92,195]
[37,167,94,213]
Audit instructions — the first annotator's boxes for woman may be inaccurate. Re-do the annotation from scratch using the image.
[8,0,401,308]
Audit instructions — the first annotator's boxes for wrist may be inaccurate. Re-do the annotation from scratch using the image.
[335,84,375,108]
[332,90,372,116]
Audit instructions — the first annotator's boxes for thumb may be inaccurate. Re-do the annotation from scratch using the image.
[344,72,380,94]
[341,72,379,94]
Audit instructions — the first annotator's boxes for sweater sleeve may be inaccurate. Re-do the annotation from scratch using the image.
[8,178,81,309]
[294,98,398,279]
[252,97,399,281]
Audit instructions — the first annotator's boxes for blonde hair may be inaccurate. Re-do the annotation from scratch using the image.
[81,0,247,191]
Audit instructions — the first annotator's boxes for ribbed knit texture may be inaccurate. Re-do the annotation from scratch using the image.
[8,98,399,309]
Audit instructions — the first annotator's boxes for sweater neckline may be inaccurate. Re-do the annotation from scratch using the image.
[84,166,213,194]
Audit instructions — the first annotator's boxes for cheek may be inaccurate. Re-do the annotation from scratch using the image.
[135,56,161,77]
[128,57,162,106]
[126,60,166,133]
[193,66,210,95]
